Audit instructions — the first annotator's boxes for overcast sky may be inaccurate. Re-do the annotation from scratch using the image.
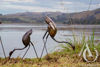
[0,0,100,14]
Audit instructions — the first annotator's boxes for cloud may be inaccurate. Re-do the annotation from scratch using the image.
[54,1,87,13]
[0,0,100,14]
[58,1,73,5]
[97,4,100,7]
[54,1,100,13]
[0,3,58,12]
[90,4,100,10]
[0,0,65,13]
[3,0,36,3]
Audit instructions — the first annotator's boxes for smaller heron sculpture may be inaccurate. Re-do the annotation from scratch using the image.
[9,29,38,59]
[0,36,6,58]
[40,16,75,58]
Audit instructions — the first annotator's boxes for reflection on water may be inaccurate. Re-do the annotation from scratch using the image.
[0,24,100,58]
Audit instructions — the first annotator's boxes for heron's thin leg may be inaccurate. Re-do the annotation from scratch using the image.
[43,30,48,39]
[44,34,49,55]
[9,46,26,59]
[22,45,30,59]
[30,41,38,58]
[40,42,45,59]
[0,36,6,58]
[40,33,49,59]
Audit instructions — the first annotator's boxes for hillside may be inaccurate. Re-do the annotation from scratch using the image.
[0,8,100,24]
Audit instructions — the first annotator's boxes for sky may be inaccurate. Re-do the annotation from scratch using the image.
[0,0,100,14]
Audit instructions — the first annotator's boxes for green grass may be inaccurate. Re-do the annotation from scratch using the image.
[59,31,100,54]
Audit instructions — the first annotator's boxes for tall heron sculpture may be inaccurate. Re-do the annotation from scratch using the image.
[9,29,38,59]
[40,16,75,58]
[0,36,6,58]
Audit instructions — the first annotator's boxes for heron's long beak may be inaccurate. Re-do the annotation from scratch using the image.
[9,51,13,59]
[71,45,75,50]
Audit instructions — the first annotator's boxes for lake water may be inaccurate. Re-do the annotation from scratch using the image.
[0,24,100,58]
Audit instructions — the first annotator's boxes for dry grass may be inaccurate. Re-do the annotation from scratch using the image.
[0,49,100,67]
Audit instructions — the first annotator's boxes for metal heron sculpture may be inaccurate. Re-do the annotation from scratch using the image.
[40,16,75,58]
[9,29,38,59]
[0,36,6,58]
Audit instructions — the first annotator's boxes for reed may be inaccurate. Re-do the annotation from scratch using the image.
[58,31,100,56]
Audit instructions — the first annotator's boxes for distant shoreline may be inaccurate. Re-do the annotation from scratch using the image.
[0,23,100,29]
